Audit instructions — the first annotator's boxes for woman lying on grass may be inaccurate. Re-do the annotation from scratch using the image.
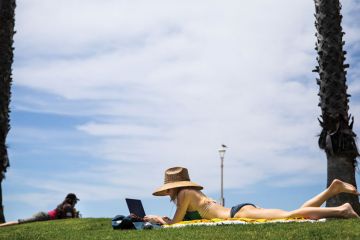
[144,167,360,225]
[0,193,80,227]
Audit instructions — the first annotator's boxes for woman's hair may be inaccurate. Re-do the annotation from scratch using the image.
[170,186,201,203]
[169,187,182,203]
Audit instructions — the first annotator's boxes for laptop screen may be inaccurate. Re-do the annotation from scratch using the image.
[125,198,146,218]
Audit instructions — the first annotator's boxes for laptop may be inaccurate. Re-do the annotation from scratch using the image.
[125,198,146,218]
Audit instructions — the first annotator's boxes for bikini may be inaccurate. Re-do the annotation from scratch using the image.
[183,200,214,220]
[183,211,202,221]
[183,202,256,220]
[230,203,256,218]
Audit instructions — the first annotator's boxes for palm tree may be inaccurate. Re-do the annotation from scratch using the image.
[0,0,16,223]
[313,0,360,214]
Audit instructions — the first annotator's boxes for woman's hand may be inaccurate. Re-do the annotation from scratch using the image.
[144,215,167,225]
[162,216,172,224]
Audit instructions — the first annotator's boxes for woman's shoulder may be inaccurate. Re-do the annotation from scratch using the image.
[178,188,203,198]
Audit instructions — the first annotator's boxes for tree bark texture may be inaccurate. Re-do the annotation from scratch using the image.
[0,0,16,223]
[314,0,360,214]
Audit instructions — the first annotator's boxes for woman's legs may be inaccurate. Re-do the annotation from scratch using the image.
[0,211,51,227]
[237,203,359,220]
[300,179,359,208]
[0,221,19,227]
[235,206,290,219]
[290,203,359,219]
[235,179,359,220]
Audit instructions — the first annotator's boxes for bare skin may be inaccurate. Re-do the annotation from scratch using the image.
[301,179,360,208]
[145,179,360,225]
[237,179,360,219]
[145,188,229,225]
[0,221,18,227]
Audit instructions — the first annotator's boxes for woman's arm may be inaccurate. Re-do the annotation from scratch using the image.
[144,189,191,225]
[61,203,76,218]
[143,215,168,225]
[169,189,191,224]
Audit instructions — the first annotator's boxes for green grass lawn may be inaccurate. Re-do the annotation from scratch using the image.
[0,218,359,240]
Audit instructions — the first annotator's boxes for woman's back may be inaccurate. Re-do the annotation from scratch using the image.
[181,189,230,219]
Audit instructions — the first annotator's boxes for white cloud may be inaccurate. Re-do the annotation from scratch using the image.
[6,0,360,218]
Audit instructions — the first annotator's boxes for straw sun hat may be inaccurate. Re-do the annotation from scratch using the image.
[152,167,203,196]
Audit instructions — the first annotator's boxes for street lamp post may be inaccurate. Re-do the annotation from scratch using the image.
[218,145,226,206]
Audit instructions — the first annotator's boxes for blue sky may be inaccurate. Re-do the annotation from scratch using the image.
[3,0,360,221]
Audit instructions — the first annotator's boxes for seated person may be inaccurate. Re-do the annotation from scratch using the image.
[144,167,360,225]
[0,193,80,227]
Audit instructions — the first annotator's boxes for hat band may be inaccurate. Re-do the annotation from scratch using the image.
[164,176,190,184]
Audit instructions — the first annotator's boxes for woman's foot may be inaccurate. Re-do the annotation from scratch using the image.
[341,203,360,219]
[329,179,360,196]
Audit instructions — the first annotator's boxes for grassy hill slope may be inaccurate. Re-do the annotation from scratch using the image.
[0,218,359,240]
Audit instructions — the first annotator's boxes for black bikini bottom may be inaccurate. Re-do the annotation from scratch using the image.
[230,203,256,218]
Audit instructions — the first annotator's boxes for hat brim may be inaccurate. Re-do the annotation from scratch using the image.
[152,181,203,196]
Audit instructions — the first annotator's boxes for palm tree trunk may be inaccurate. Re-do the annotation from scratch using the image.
[314,0,360,214]
[0,183,4,223]
[0,0,16,223]
[327,155,360,213]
